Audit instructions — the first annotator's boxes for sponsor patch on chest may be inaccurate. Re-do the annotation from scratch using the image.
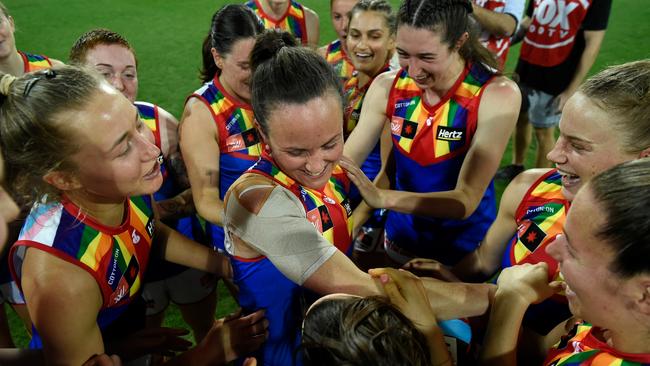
[436,126,465,141]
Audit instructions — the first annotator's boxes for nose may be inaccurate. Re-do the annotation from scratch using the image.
[135,127,161,161]
[545,234,563,262]
[305,152,325,174]
[406,58,423,78]
[109,74,125,92]
[546,137,565,165]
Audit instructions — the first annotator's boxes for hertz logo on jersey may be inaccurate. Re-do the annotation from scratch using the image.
[436,126,465,142]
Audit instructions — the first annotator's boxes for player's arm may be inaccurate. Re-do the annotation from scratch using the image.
[179,98,224,226]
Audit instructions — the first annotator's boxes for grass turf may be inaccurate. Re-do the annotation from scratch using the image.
[2,0,649,349]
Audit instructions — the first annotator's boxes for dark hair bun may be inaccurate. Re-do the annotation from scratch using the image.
[250,30,298,72]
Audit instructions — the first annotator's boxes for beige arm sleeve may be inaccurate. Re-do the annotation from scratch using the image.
[224,185,337,285]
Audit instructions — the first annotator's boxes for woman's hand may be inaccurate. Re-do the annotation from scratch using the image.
[369,267,437,333]
[402,258,461,282]
[195,309,268,364]
[339,156,387,209]
[496,263,563,305]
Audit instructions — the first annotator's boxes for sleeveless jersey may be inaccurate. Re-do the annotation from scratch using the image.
[544,323,650,365]
[19,51,52,73]
[187,76,261,250]
[501,169,571,334]
[475,0,513,68]
[324,39,355,83]
[230,154,352,365]
[385,63,496,265]
[343,65,390,207]
[245,0,308,45]
[521,0,593,67]
[10,195,155,346]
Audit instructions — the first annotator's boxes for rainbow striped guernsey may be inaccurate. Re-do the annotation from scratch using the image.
[187,76,261,250]
[245,0,307,45]
[11,195,155,334]
[19,51,52,72]
[325,39,355,83]
[500,169,572,334]
[249,153,353,254]
[384,63,496,264]
[543,323,650,365]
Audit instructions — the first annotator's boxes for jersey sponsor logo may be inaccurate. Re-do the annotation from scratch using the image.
[526,205,555,216]
[341,198,352,217]
[436,126,465,142]
[146,218,155,238]
[110,257,140,305]
[241,129,260,147]
[306,206,333,233]
[518,221,546,252]
[400,120,418,139]
[131,230,141,244]
[107,244,122,288]
[527,0,588,40]
[394,100,415,109]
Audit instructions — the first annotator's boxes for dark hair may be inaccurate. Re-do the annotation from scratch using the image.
[348,0,396,36]
[69,28,137,66]
[589,158,650,278]
[397,0,498,71]
[0,66,101,204]
[199,4,264,83]
[302,296,431,366]
[250,30,342,135]
[579,59,650,154]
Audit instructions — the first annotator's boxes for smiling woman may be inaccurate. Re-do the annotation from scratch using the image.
[222,29,496,366]
[0,65,256,365]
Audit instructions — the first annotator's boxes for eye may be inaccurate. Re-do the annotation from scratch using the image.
[118,141,132,157]
[287,150,305,157]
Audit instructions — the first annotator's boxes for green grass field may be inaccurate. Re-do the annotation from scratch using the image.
[3,0,649,350]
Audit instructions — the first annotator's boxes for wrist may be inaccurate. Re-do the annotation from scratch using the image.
[494,287,534,307]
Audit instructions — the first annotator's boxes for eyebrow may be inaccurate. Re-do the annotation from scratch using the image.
[395,47,435,58]
[109,111,139,152]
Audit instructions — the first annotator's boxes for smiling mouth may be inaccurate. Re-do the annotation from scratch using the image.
[144,161,161,179]
[557,169,581,187]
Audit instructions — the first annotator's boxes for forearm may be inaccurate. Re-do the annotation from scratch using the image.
[452,250,493,282]
[472,4,517,37]
[479,289,529,366]
[157,222,231,278]
[156,189,195,220]
[194,190,225,226]
[382,188,478,220]
[422,279,495,320]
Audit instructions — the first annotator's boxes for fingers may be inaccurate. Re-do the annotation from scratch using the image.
[378,273,408,308]
[243,357,258,366]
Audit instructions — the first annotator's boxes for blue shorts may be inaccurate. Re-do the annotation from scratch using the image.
[520,84,561,128]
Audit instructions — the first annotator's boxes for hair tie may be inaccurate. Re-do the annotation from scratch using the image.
[0,74,16,96]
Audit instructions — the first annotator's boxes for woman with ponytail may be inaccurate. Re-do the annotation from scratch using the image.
[223,29,496,366]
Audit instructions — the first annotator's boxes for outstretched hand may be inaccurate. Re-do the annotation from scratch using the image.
[195,309,268,364]
[339,156,386,209]
[369,267,437,334]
